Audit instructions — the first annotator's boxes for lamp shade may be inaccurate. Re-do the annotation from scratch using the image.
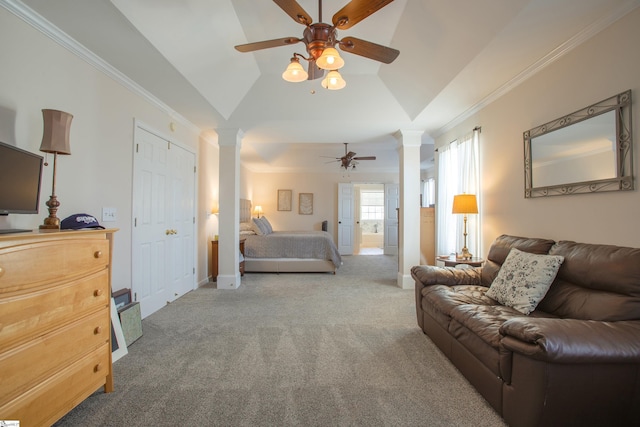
[452,194,478,214]
[282,58,308,82]
[321,70,346,90]
[316,47,344,70]
[40,109,72,155]
[254,205,263,216]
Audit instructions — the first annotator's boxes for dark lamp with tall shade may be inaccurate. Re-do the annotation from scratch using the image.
[452,194,478,260]
[39,109,72,230]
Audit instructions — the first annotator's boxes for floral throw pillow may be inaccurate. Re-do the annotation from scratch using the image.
[486,248,564,315]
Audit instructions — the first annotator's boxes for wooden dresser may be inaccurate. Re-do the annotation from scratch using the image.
[0,228,117,426]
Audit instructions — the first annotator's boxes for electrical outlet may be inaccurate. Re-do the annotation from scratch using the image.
[102,207,117,222]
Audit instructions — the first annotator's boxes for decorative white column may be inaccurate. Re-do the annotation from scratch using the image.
[216,128,243,289]
[395,130,423,289]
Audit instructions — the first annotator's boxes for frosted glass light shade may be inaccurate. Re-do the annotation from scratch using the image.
[321,70,346,90]
[282,58,308,82]
[316,47,344,70]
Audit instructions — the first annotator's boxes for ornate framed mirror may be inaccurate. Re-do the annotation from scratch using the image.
[524,90,633,197]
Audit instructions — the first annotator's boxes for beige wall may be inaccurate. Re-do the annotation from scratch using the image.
[0,8,213,289]
[436,8,640,255]
[241,169,398,242]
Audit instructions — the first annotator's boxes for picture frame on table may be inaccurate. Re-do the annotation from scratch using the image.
[277,189,292,211]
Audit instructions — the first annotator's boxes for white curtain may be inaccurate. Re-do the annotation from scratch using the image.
[422,178,435,207]
[436,129,481,257]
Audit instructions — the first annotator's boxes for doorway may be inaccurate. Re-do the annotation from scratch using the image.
[355,184,384,255]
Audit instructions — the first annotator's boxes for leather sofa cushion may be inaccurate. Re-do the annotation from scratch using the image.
[422,285,497,330]
[539,241,640,320]
[449,305,556,377]
[451,304,522,349]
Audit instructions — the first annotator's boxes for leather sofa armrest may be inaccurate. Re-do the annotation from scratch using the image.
[411,265,481,287]
[500,317,640,363]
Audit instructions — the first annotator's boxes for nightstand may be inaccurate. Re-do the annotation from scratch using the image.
[437,255,484,268]
[211,238,245,281]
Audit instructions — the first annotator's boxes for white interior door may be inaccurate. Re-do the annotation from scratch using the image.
[132,124,196,319]
[337,183,354,255]
[168,143,196,299]
[384,183,399,255]
[354,186,362,254]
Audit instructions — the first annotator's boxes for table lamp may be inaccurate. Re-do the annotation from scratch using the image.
[254,205,263,218]
[452,194,478,260]
[39,109,73,230]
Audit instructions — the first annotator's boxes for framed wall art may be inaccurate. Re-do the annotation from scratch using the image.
[277,189,292,211]
[299,193,313,215]
[110,298,128,362]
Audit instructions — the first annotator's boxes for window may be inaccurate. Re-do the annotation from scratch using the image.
[422,178,435,207]
[361,191,384,220]
[436,129,481,257]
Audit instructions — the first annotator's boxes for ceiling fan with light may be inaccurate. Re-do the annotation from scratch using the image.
[234,0,400,90]
[325,143,376,170]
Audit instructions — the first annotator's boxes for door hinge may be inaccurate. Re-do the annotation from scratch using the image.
[193,217,195,224]
[194,165,196,173]
[134,217,137,227]
[193,267,195,274]
[136,143,139,153]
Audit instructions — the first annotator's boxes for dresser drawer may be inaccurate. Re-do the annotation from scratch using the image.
[0,239,109,293]
[0,308,110,404]
[0,343,110,427]
[0,269,109,350]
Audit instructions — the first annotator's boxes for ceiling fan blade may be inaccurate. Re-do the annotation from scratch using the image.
[339,36,399,64]
[273,0,313,26]
[332,0,394,30]
[235,37,301,53]
[307,60,324,80]
[353,156,376,160]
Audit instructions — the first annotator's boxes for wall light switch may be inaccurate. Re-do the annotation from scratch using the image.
[102,207,117,222]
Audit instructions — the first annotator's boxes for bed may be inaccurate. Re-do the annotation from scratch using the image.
[240,199,341,273]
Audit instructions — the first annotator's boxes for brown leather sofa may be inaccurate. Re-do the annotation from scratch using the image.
[412,235,640,427]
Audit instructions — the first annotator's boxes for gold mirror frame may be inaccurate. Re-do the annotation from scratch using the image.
[524,90,633,198]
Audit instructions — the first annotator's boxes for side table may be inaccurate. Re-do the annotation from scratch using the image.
[437,255,484,268]
[211,238,245,281]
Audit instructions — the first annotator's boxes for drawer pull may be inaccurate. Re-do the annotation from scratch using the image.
[94,326,102,335]
[94,363,102,373]
[0,266,4,278]
[94,289,104,297]
[94,250,103,258]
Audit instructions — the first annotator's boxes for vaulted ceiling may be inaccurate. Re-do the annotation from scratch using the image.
[18,0,640,173]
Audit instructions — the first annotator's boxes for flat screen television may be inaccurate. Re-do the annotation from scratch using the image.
[0,141,44,216]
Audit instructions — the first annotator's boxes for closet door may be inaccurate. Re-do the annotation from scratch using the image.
[167,142,196,299]
[132,124,196,319]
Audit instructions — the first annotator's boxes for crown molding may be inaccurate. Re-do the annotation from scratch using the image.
[435,0,640,138]
[0,0,201,135]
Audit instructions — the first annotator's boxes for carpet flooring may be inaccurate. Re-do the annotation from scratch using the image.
[55,255,505,427]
